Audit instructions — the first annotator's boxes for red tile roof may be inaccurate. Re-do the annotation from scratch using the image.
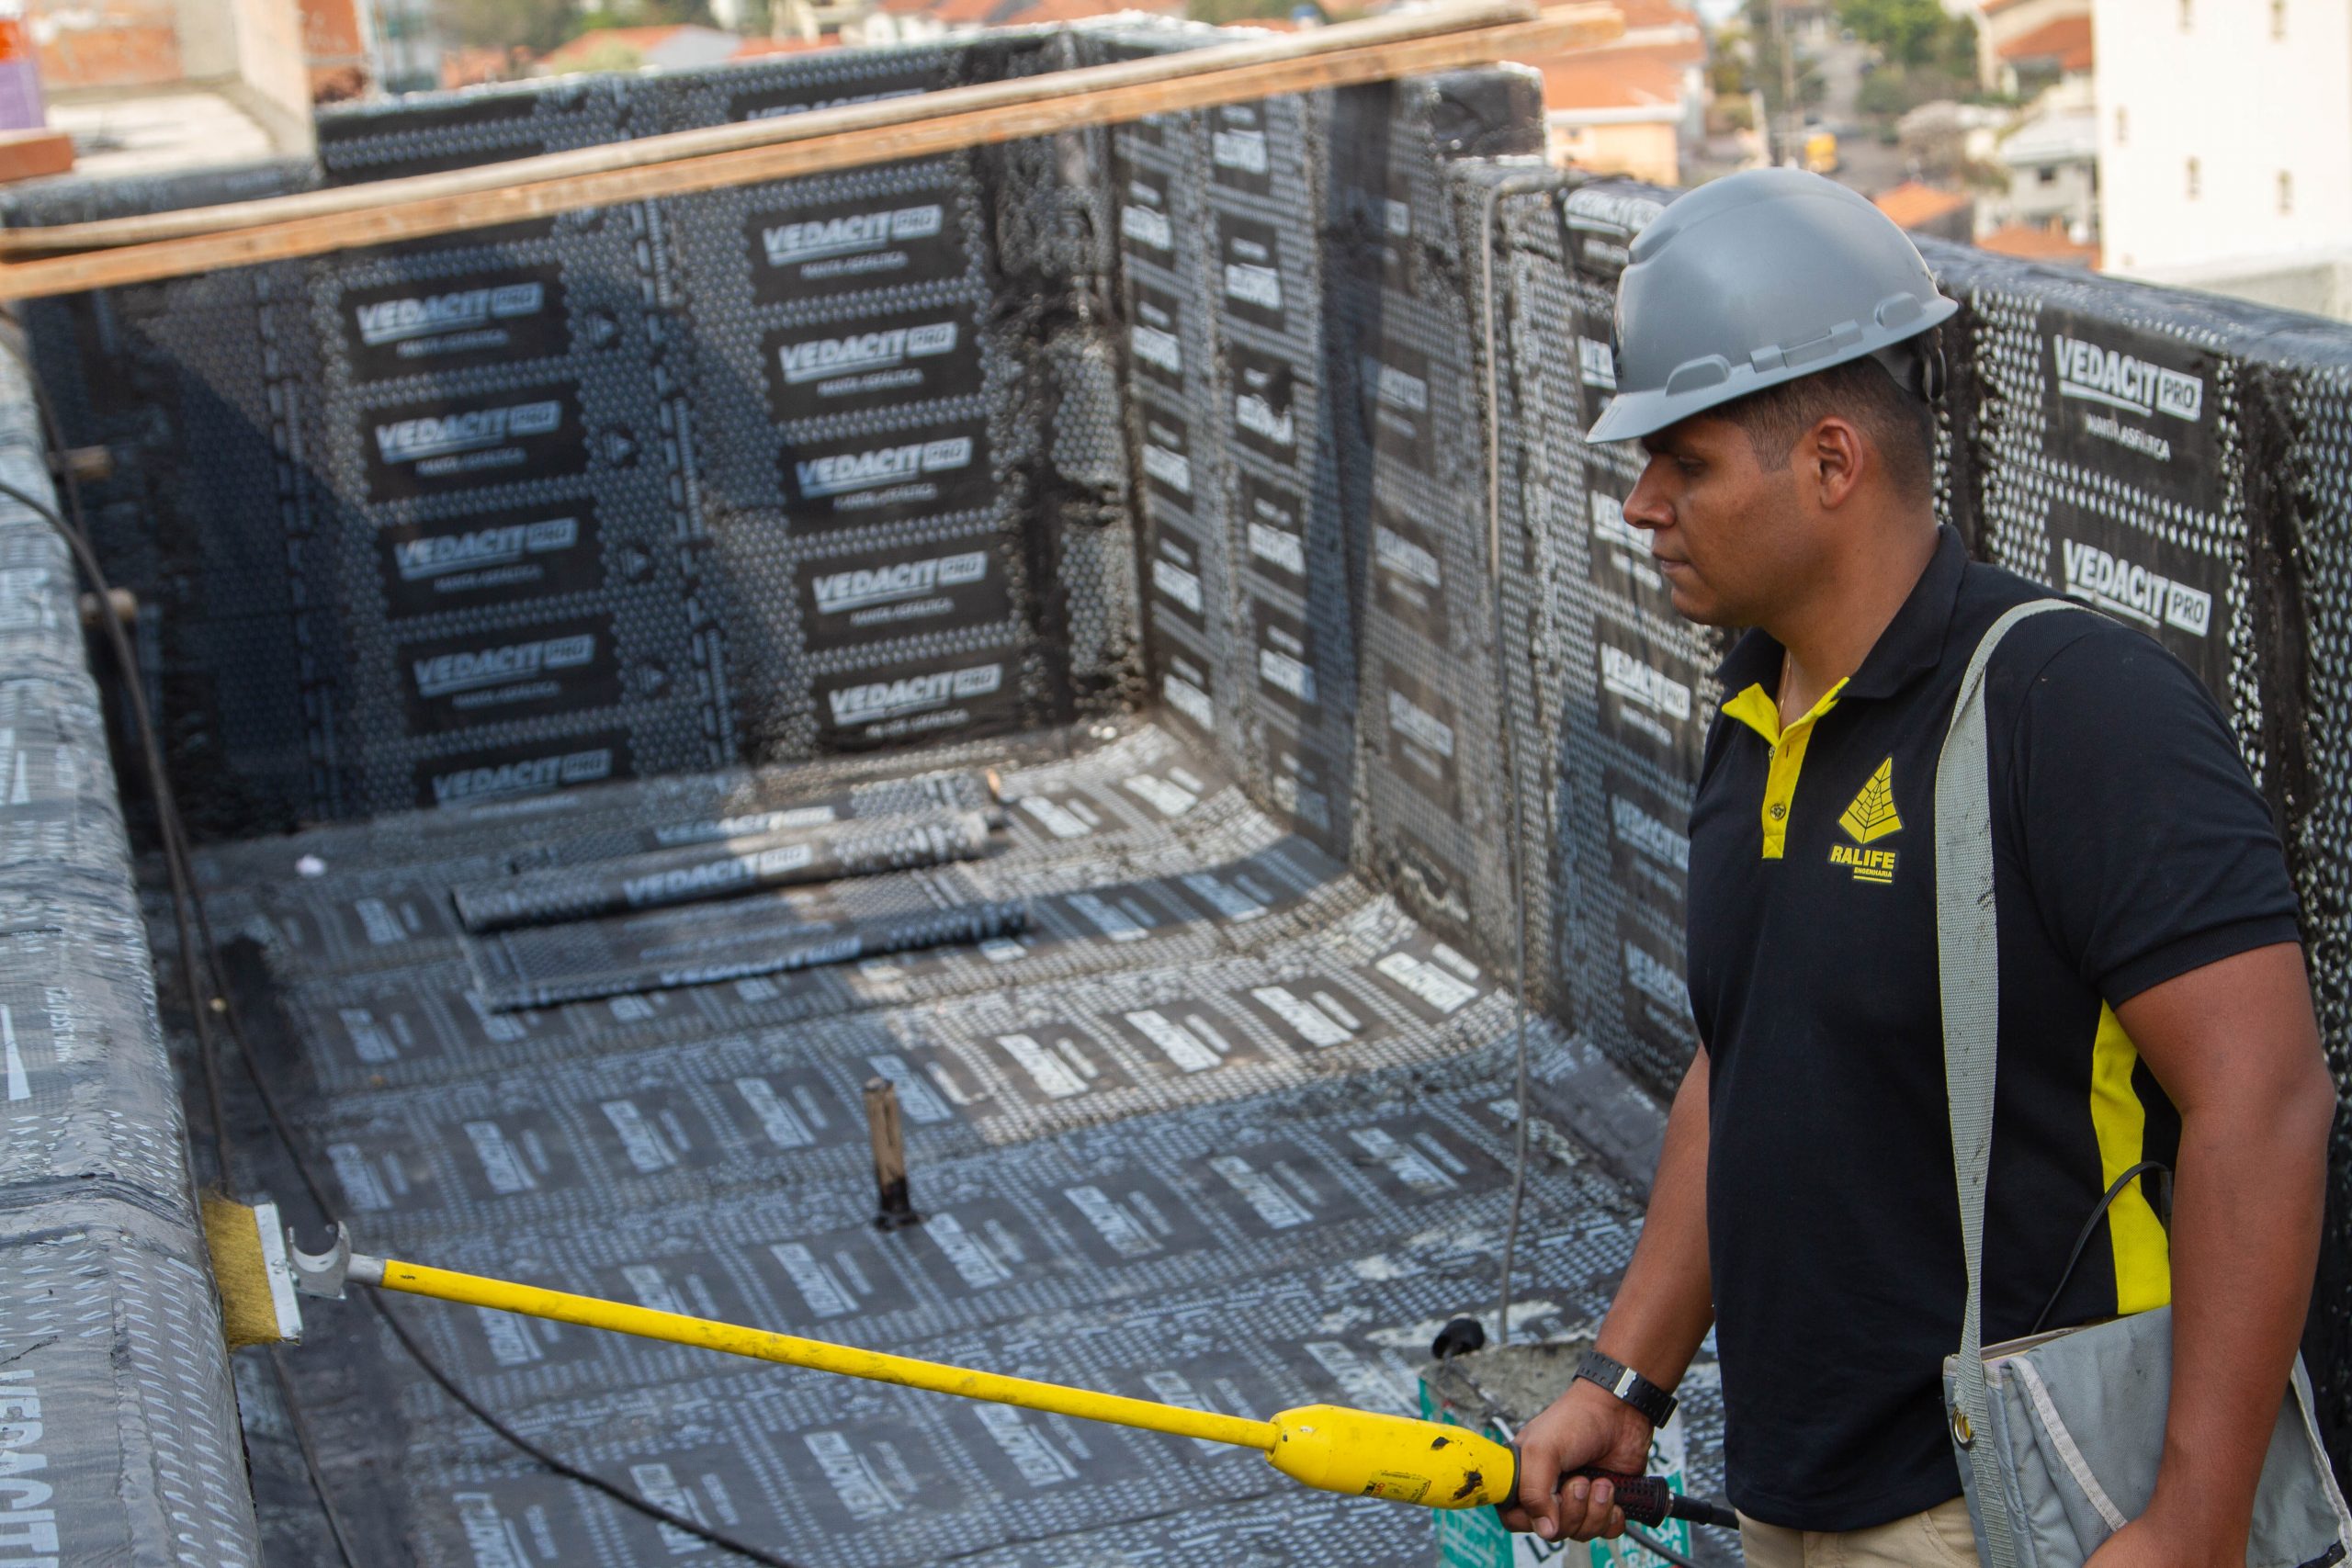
[1611,0,1699,29]
[729,34,837,56]
[540,25,689,65]
[1521,41,1693,113]
[1976,221,2099,267]
[1998,13,2092,71]
[1872,180,1971,228]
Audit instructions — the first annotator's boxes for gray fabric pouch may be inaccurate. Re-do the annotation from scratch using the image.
[1934,601,2352,1568]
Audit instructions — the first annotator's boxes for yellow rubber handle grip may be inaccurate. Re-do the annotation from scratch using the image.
[1266,1404,1520,1509]
[375,1258,1276,1450]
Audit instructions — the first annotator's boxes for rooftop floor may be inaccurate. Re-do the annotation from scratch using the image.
[166,719,1727,1565]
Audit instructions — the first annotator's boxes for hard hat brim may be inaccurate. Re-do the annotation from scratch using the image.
[1585,296,1958,445]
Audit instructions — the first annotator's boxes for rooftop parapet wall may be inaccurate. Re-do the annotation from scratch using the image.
[0,321,264,1565]
[6,31,1138,841]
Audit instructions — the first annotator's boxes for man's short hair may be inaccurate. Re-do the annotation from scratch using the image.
[1719,354,1934,498]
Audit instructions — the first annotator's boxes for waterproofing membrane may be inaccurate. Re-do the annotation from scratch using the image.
[0,338,262,1563]
[163,718,1720,1566]
[448,807,998,931]
[6,30,1138,841]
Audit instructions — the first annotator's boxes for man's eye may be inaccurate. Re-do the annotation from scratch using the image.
[1677,458,1703,479]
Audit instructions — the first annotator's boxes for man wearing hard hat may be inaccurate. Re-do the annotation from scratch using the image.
[1498,168,2334,1565]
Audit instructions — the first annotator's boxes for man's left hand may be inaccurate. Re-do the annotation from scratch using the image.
[2082,1513,2244,1568]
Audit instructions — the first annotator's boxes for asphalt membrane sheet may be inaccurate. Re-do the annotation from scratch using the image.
[166,718,1730,1567]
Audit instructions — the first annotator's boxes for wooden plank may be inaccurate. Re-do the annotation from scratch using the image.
[0,12,1614,299]
[0,0,1595,258]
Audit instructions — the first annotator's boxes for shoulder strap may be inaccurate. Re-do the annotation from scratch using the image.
[1937,597,2083,1568]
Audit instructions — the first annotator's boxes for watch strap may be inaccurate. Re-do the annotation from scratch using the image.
[1574,1348,1677,1427]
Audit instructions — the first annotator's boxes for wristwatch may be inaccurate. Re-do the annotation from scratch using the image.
[1575,1348,1678,1427]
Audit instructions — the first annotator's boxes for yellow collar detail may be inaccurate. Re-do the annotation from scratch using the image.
[1723,676,1849,859]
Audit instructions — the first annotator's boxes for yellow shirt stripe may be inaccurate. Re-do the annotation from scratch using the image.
[1722,677,1850,859]
[2089,1001,2173,1314]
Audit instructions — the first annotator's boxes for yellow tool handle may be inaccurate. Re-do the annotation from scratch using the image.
[372,1258,1277,1450]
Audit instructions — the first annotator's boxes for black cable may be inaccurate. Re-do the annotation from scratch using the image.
[361,1292,799,1568]
[268,1346,366,1568]
[2030,1159,2171,1336]
[0,470,802,1568]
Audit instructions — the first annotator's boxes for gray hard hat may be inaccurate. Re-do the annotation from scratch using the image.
[1586,166,1958,444]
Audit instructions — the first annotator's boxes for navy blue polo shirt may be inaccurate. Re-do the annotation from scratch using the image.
[1687,525,2301,1529]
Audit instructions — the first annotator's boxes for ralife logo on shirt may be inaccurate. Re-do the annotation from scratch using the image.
[763,203,944,268]
[1829,757,1901,884]
[356,282,545,347]
[2051,334,2205,423]
[2060,538,2213,638]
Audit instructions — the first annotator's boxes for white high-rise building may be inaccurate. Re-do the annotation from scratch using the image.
[2096,0,2352,313]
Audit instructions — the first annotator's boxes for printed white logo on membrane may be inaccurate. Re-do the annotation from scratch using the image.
[395,517,579,581]
[375,401,561,462]
[430,746,613,806]
[1140,442,1192,493]
[356,283,545,345]
[778,321,960,384]
[812,551,986,615]
[926,1212,1012,1288]
[1374,523,1440,590]
[1212,127,1269,173]
[1235,393,1295,447]
[452,1491,532,1568]
[1367,360,1429,412]
[828,662,1003,726]
[1224,263,1283,310]
[1624,941,1693,1013]
[2061,538,2213,637]
[803,1432,899,1521]
[1131,322,1182,374]
[1611,794,1692,870]
[763,203,944,265]
[796,436,974,498]
[2051,334,2205,422]
[1385,688,1455,758]
[1600,645,1692,720]
[1120,204,1172,249]
[413,634,596,698]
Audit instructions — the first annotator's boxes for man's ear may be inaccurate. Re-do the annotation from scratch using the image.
[1806,416,1865,510]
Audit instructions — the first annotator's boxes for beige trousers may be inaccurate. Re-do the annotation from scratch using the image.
[1737,1496,1983,1568]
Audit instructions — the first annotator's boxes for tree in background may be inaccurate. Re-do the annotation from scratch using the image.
[1836,0,1974,78]
[1741,0,1825,127]
[435,0,582,52]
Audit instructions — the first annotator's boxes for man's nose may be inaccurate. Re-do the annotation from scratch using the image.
[1623,462,1672,533]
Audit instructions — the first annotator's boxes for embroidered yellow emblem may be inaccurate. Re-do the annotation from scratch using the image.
[1830,758,1902,884]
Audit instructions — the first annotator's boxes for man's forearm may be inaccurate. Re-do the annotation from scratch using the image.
[2116,943,2334,1554]
[2144,1089,2329,1546]
[1594,1048,1716,1391]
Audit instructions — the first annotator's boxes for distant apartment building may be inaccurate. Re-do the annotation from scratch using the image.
[1963,0,2087,94]
[2095,0,2352,302]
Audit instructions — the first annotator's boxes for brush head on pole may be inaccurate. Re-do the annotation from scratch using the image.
[201,1191,303,1348]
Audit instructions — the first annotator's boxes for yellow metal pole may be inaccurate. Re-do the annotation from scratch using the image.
[370,1258,1277,1451]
